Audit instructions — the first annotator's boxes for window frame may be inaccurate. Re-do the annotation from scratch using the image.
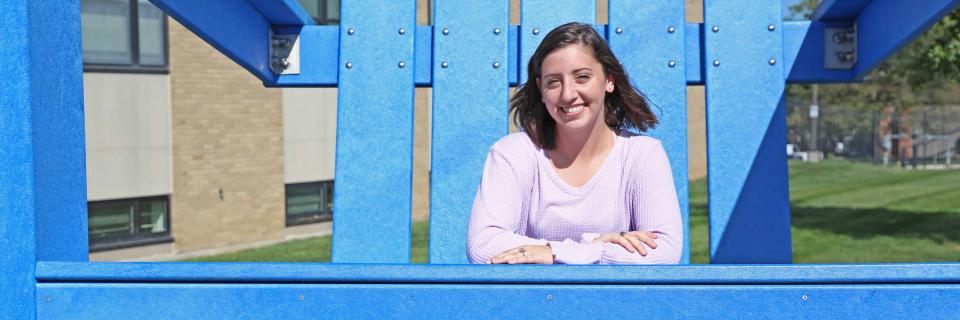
[317,0,340,25]
[88,195,173,252]
[82,0,170,74]
[301,0,340,25]
[285,180,334,227]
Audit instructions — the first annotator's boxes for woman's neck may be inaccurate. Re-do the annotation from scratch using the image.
[550,120,615,168]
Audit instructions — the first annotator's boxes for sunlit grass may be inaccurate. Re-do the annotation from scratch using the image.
[186,160,960,263]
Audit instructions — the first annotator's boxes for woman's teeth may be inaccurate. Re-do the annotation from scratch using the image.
[562,105,584,113]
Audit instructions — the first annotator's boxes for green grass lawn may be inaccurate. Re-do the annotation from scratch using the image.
[787,160,960,263]
[185,160,960,263]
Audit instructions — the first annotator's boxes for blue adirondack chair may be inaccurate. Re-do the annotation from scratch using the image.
[3,0,960,318]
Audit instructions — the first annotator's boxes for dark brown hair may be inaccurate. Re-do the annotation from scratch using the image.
[510,22,658,150]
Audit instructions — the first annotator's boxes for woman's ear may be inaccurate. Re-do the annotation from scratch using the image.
[605,74,615,93]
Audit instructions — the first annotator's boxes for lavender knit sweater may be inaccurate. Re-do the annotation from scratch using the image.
[466,130,682,264]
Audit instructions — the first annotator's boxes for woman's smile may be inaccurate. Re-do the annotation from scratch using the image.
[561,104,586,114]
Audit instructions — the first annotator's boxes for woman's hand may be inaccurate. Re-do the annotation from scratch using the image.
[490,245,555,264]
[593,231,659,256]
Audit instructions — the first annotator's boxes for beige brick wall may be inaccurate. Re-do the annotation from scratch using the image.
[413,87,431,221]
[412,0,432,221]
[686,0,708,180]
[168,19,286,252]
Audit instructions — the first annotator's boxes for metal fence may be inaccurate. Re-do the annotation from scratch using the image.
[787,99,960,168]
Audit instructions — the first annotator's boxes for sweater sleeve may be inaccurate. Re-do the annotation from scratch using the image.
[610,140,683,264]
[466,149,548,264]
[546,141,683,265]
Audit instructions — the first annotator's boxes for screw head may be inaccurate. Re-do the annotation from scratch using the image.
[398,61,406,68]
[532,28,540,35]
[768,24,776,31]
[347,28,355,35]
[712,60,720,67]
[442,28,449,35]
[44,297,51,302]
[493,28,501,35]
[298,294,305,301]
[711,25,719,33]
[667,26,676,33]
[769,58,777,65]
[668,60,677,68]
[615,27,623,34]
[802,294,809,301]
[492,62,500,69]
[345,62,353,69]
[546,294,553,301]
[398,28,406,35]
[441,61,449,68]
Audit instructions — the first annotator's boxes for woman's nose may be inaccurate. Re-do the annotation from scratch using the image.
[560,84,577,103]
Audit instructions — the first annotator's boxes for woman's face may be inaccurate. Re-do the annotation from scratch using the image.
[537,44,614,136]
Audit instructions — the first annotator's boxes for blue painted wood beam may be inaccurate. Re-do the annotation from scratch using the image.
[0,3,38,318]
[685,23,705,85]
[246,0,315,26]
[415,25,433,86]
[35,262,960,284]
[34,282,960,319]
[429,0,509,264]
[853,0,960,78]
[811,0,872,21]
[331,0,416,263]
[197,22,857,88]
[609,0,690,263]
[148,0,955,86]
[148,0,278,83]
[509,25,519,85]
[705,0,792,263]
[1,1,87,319]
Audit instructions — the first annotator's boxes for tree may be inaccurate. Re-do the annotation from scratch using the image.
[786,0,819,21]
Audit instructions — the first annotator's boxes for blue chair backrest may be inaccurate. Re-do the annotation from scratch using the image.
[329,0,693,264]
[5,0,960,318]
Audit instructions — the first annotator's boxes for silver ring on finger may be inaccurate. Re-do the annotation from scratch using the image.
[619,231,627,237]
[519,247,526,256]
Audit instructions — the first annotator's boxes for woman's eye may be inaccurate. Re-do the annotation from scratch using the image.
[576,74,590,81]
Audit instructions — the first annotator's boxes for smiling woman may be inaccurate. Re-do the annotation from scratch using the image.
[466,22,683,265]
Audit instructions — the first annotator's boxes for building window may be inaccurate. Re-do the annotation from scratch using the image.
[297,0,340,25]
[81,0,168,73]
[88,196,172,251]
[286,181,334,226]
